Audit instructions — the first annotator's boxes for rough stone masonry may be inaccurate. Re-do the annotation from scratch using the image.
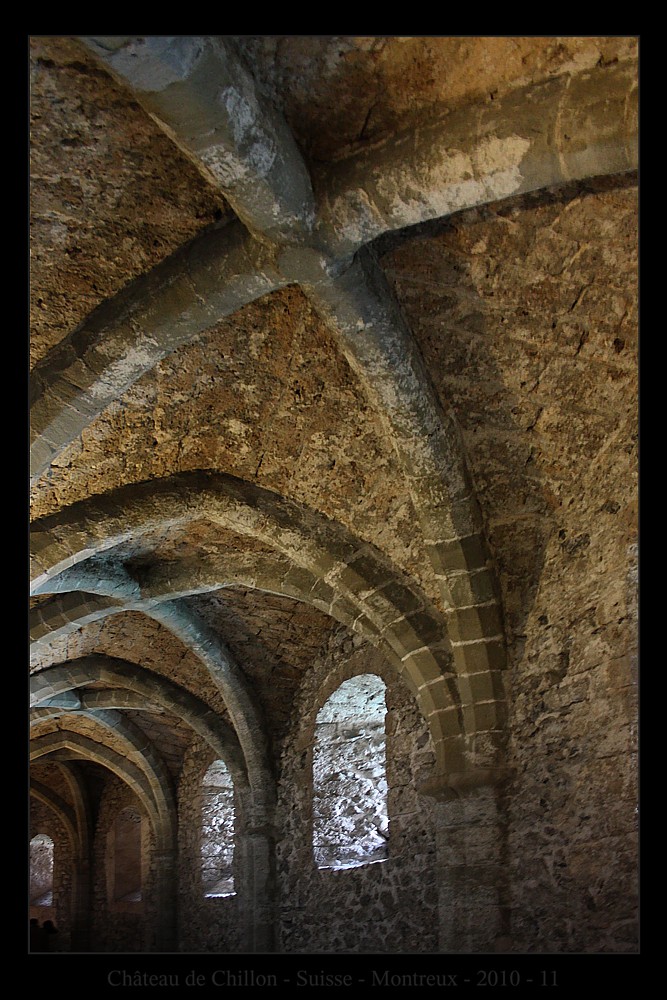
[30,35,638,955]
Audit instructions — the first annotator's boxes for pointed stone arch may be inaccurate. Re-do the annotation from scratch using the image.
[30,656,248,787]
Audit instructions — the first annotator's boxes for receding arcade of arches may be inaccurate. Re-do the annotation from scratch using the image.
[29,35,638,955]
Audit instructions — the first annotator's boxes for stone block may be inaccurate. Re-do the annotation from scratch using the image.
[351,612,382,638]
[29,614,53,642]
[427,707,465,742]
[30,436,56,480]
[376,579,425,617]
[401,647,454,686]
[281,565,319,600]
[448,568,498,607]
[328,594,363,627]
[438,837,467,868]
[391,610,447,653]
[337,552,394,595]
[362,587,401,620]
[468,670,506,703]
[445,603,503,643]
[452,638,507,674]
[32,539,76,576]
[464,699,506,735]
[427,532,488,573]
[437,864,469,890]
[308,578,335,610]
[419,677,455,716]
[420,493,484,542]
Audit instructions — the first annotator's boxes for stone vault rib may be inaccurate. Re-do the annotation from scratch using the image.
[29,721,179,949]
[315,59,638,256]
[30,728,169,847]
[30,779,78,846]
[30,705,176,835]
[30,220,287,484]
[81,36,317,247]
[31,656,248,786]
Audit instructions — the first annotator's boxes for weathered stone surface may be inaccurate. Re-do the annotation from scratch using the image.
[31,287,442,611]
[239,37,637,164]
[183,588,337,744]
[29,36,637,957]
[380,176,638,951]
[30,36,229,369]
[275,627,439,952]
[82,36,316,246]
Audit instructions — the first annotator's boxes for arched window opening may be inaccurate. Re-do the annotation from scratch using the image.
[313,674,388,870]
[30,834,54,906]
[201,759,235,897]
[112,808,143,903]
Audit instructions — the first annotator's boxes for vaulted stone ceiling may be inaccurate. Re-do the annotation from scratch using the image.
[29,36,638,955]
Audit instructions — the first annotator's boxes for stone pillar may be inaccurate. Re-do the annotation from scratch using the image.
[423,771,511,953]
[153,850,178,952]
[236,789,277,953]
[70,852,92,950]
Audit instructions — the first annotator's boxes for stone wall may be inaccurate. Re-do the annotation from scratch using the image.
[90,775,159,952]
[382,177,638,953]
[276,626,439,953]
[504,538,639,951]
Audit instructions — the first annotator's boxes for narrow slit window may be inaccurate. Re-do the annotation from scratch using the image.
[201,759,235,897]
[313,674,388,869]
[30,833,54,907]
